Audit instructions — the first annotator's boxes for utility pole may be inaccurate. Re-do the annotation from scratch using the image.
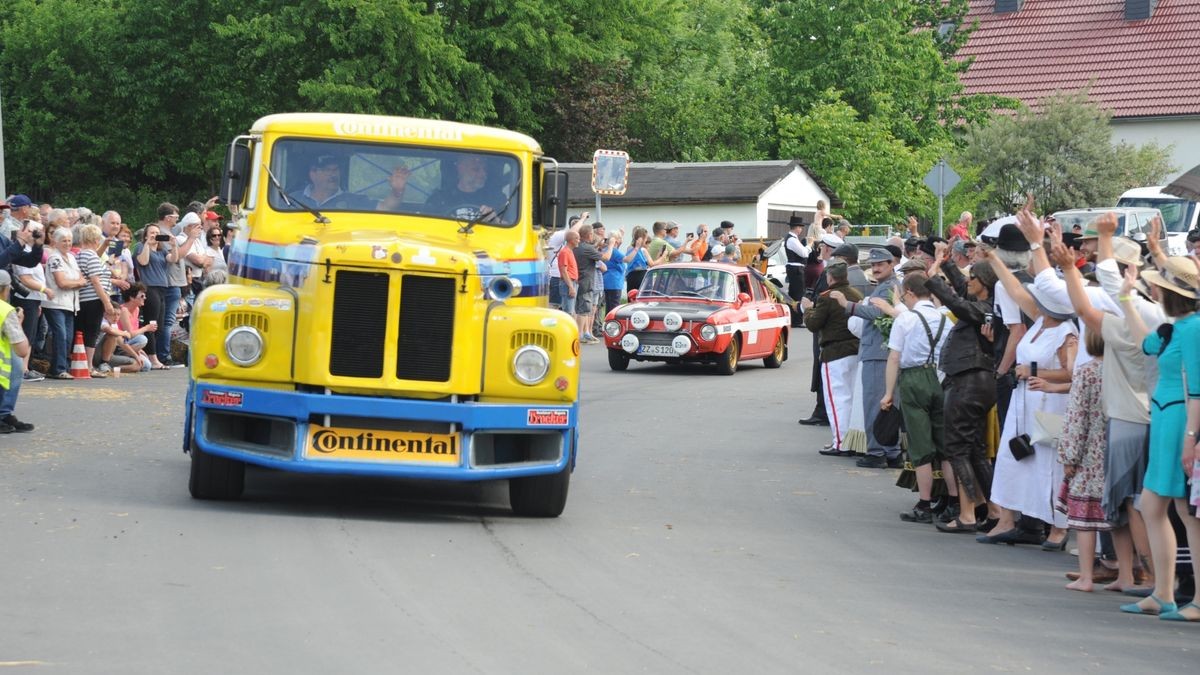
[0,84,7,198]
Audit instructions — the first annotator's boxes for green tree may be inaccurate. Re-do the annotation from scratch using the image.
[761,0,1009,149]
[956,91,1176,216]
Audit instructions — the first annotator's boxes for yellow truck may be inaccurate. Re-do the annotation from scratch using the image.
[184,113,579,516]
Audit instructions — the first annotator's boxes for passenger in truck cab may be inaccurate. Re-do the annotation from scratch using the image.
[427,155,511,223]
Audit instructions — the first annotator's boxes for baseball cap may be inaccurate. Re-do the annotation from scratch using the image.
[832,242,859,261]
[8,194,33,208]
[203,210,221,221]
[951,239,976,256]
[179,212,202,227]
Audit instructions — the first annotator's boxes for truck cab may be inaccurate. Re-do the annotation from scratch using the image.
[184,113,578,516]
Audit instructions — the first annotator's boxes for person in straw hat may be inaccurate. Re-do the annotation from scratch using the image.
[1116,253,1200,620]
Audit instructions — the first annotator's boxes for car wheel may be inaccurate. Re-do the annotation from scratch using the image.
[509,465,570,517]
[763,330,787,368]
[607,348,630,371]
[189,444,246,500]
[716,335,740,376]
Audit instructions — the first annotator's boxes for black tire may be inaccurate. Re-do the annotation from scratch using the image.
[716,335,740,376]
[607,348,630,371]
[764,330,787,368]
[189,445,246,500]
[509,465,570,517]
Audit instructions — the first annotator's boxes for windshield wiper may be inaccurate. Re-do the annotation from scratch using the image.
[459,177,521,235]
[672,290,705,298]
[265,163,330,224]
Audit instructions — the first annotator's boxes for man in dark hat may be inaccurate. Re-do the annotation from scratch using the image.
[832,242,870,296]
[784,215,810,328]
[829,247,902,467]
[991,222,1034,425]
[802,260,863,455]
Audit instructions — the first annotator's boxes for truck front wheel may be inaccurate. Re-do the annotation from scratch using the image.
[509,465,570,517]
[189,446,246,500]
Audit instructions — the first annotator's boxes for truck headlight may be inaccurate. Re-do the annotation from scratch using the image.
[225,326,264,367]
[699,324,717,342]
[513,345,550,385]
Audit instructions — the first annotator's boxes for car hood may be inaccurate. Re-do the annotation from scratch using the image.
[612,301,727,322]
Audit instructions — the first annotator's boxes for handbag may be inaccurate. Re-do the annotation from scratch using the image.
[1008,373,1035,461]
[1031,410,1064,446]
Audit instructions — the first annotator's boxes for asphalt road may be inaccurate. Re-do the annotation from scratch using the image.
[1,333,1194,673]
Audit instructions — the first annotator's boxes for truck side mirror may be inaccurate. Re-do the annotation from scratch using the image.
[220,137,253,206]
[540,168,569,230]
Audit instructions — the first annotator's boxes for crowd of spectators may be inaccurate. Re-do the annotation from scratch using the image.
[546,213,743,339]
[798,200,1200,622]
[1,194,236,434]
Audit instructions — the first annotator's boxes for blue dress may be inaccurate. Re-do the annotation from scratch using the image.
[1142,312,1200,498]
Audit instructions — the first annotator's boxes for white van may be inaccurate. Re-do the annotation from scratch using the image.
[1116,186,1196,255]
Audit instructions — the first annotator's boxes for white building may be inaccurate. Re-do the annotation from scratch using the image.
[560,160,840,240]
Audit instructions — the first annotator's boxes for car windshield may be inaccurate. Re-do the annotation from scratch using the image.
[640,268,737,301]
[1116,197,1194,233]
[268,138,521,227]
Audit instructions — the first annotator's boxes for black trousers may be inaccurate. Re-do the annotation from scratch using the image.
[786,265,805,327]
[943,369,997,503]
[143,285,166,359]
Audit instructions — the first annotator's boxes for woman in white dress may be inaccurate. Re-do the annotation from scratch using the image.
[979,255,1078,547]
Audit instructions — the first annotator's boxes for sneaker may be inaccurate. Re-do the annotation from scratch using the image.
[2,415,33,432]
[937,503,962,524]
[855,455,888,469]
[97,362,113,374]
[23,370,45,382]
[900,507,933,524]
[50,372,74,380]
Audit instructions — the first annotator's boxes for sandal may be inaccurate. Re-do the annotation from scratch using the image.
[89,369,108,378]
[51,372,74,380]
[935,517,978,534]
[152,364,170,370]
[1120,594,1177,615]
[1160,602,1200,622]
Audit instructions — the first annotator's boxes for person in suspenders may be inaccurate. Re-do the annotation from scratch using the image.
[881,273,953,524]
[784,215,810,327]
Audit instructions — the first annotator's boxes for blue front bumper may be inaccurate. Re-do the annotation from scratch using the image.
[186,382,577,481]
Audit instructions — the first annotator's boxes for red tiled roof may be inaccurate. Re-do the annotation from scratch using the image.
[958,0,1200,118]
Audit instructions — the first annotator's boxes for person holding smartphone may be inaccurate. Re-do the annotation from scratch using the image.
[133,224,174,369]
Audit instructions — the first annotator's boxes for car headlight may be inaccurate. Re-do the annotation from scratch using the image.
[630,310,650,330]
[699,324,717,342]
[604,320,622,338]
[513,345,550,385]
[663,312,683,331]
[225,326,264,367]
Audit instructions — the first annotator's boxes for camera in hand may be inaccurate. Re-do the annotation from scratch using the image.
[155,234,172,242]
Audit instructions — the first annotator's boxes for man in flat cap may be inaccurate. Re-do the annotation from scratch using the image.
[829,246,902,467]
[802,259,863,456]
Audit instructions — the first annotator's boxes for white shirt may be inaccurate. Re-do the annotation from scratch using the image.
[44,250,81,312]
[1033,266,1120,369]
[546,229,567,279]
[785,233,811,265]
[888,300,950,368]
[1095,257,1166,329]
[13,257,48,302]
[993,282,1022,327]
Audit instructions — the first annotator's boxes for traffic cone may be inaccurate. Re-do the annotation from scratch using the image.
[68,331,92,380]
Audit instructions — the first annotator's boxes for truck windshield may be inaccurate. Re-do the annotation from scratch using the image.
[640,268,737,301]
[268,139,521,227]
[1116,197,1194,233]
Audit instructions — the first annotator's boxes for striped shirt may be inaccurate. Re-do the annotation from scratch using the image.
[77,249,112,303]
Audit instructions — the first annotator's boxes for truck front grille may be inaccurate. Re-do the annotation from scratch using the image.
[330,271,389,378]
[396,274,455,381]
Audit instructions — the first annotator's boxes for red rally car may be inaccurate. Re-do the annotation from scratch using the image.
[602,262,790,374]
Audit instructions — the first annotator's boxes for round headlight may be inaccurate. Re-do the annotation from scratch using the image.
[671,334,692,355]
[663,312,683,331]
[513,345,550,385]
[225,326,264,367]
[604,320,622,338]
[630,310,650,330]
[699,324,717,342]
[620,333,639,354]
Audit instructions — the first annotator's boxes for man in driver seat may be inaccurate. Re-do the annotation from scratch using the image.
[427,155,509,222]
[299,155,348,208]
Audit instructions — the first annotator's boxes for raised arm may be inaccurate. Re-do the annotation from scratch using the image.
[1051,243,1103,334]
[983,249,1040,321]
